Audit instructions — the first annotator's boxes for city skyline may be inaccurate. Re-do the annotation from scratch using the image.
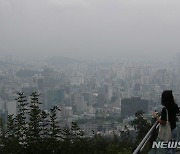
[1,1,180,153]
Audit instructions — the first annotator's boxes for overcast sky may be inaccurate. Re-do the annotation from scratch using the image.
[0,0,180,62]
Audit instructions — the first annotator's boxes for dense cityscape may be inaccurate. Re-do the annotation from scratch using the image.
[1,54,180,138]
[1,0,180,153]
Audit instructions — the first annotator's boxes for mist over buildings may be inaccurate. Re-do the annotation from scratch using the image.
[2,2,180,150]
[1,0,180,62]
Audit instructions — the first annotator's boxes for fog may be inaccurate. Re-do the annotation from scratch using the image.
[1,0,180,62]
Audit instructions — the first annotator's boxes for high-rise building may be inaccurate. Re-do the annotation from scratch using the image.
[32,74,44,90]
[46,89,65,109]
[42,66,55,88]
[6,101,17,115]
[73,94,87,113]
[121,97,148,116]
[70,73,84,86]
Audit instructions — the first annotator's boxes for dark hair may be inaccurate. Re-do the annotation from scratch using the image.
[161,90,175,109]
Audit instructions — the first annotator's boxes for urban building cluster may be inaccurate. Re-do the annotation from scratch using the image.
[1,55,180,136]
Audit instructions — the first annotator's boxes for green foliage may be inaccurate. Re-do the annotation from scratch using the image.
[3,115,19,154]
[0,117,6,154]
[15,92,28,153]
[0,93,152,154]
[27,92,42,153]
[49,106,61,139]
[131,110,151,142]
[131,110,152,154]
[119,125,133,151]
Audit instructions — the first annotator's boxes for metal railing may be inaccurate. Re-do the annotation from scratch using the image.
[133,108,180,154]
[132,121,159,154]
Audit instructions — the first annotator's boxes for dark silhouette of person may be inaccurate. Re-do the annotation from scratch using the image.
[153,90,180,154]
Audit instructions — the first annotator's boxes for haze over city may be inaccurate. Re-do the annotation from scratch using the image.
[1,0,180,62]
[2,0,180,153]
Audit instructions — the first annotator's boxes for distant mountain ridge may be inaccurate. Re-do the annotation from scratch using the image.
[45,57,83,65]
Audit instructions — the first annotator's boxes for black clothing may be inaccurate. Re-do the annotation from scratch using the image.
[161,103,179,130]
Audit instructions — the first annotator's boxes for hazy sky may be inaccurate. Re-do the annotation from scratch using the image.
[0,0,180,62]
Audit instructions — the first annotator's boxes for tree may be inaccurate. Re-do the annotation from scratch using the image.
[0,91,147,154]
[27,92,42,154]
[3,115,19,154]
[119,126,134,153]
[0,117,5,153]
[39,110,50,154]
[106,132,120,154]
[49,106,61,140]
[131,110,152,153]
[92,134,110,154]
[131,110,151,141]
[71,121,84,139]
[40,110,49,139]
[15,92,28,153]
[48,106,61,153]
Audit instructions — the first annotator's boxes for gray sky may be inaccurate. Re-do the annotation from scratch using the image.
[0,0,180,62]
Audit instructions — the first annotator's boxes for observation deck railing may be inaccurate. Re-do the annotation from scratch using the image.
[133,108,180,154]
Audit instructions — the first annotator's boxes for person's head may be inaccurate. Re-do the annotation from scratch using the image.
[161,90,175,108]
